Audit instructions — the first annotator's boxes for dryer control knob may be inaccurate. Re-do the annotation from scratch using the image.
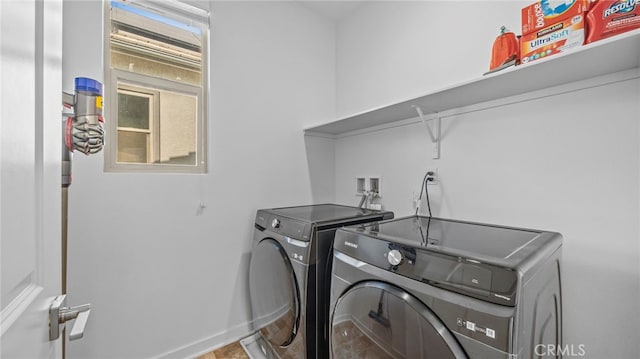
[387,249,403,266]
[271,218,281,229]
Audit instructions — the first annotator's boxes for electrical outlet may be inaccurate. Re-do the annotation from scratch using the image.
[426,168,438,185]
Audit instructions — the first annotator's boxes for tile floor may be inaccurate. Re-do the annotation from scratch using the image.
[199,319,390,359]
[197,342,249,359]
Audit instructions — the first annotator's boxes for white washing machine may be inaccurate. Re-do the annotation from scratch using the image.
[329,215,562,358]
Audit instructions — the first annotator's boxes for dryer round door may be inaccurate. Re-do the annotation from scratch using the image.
[249,238,300,347]
[331,282,467,359]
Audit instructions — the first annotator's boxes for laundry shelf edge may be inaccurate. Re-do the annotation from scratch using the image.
[304,29,640,136]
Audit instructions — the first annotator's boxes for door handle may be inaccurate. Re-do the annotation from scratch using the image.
[49,294,92,341]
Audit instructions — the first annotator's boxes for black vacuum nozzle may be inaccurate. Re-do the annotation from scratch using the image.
[368,310,391,328]
[368,291,391,328]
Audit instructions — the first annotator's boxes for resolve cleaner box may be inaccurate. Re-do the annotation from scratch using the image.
[522,0,591,35]
[586,0,640,44]
[520,14,586,64]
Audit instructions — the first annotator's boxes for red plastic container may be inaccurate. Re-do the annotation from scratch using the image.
[586,0,640,44]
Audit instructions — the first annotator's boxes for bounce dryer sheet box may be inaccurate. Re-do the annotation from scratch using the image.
[586,0,640,44]
[522,0,591,35]
[520,14,585,64]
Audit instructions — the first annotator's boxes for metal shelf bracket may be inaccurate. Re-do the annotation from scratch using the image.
[414,106,441,159]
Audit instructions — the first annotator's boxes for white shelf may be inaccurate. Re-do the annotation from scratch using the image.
[304,29,640,136]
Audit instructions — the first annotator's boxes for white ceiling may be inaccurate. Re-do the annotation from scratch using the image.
[297,1,366,20]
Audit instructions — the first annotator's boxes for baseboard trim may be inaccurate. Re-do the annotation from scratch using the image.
[155,320,255,359]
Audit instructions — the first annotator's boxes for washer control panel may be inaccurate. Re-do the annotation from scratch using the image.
[256,211,310,241]
[333,230,517,306]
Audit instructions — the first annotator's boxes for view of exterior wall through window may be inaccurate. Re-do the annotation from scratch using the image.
[105,0,208,172]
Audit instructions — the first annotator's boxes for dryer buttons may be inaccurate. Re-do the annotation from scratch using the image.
[271,218,280,229]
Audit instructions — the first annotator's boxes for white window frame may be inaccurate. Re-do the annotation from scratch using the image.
[103,0,209,173]
[117,84,158,163]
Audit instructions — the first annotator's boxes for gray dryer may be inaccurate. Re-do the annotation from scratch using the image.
[249,204,393,358]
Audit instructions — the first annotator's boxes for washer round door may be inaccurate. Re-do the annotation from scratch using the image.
[331,282,467,359]
[249,238,300,347]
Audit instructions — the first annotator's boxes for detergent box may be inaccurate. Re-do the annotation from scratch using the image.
[522,0,591,35]
[520,14,586,64]
[586,0,640,44]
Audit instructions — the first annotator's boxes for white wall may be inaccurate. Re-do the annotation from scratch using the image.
[336,0,525,118]
[332,1,640,358]
[63,1,335,357]
[61,0,640,357]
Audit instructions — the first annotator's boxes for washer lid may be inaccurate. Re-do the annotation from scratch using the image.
[265,204,393,229]
[345,215,560,267]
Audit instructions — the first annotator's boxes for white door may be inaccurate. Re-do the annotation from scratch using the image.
[1,0,64,358]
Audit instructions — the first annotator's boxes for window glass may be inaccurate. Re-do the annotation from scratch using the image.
[118,131,149,163]
[158,91,197,164]
[109,1,202,86]
[106,0,208,172]
[118,92,150,129]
